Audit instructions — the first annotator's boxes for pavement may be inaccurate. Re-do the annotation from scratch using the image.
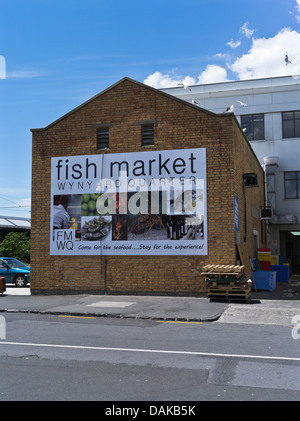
[1,277,300,327]
[0,287,227,322]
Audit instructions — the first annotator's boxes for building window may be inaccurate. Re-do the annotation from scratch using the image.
[97,127,109,149]
[141,124,154,146]
[241,114,264,141]
[284,171,300,199]
[243,173,258,187]
[282,111,300,138]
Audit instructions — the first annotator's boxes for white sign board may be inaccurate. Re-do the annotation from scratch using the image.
[50,148,207,255]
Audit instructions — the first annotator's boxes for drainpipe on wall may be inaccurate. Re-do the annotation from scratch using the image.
[242,173,259,243]
[262,161,268,247]
[100,148,108,294]
[243,176,247,243]
[263,156,279,250]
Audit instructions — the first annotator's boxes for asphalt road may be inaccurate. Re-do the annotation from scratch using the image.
[0,312,300,402]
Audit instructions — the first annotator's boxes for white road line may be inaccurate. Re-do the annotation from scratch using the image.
[0,341,300,362]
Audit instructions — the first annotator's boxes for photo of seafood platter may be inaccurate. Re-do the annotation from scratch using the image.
[81,216,112,241]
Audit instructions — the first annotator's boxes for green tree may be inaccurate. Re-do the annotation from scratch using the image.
[0,232,30,264]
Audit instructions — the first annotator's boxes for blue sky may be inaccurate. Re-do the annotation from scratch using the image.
[1,0,300,218]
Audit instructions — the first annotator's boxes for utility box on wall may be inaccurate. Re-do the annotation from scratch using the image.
[31,78,266,295]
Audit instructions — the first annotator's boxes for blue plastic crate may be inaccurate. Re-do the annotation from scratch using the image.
[271,265,289,282]
[252,270,276,291]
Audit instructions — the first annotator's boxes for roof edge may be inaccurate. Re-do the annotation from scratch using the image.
[160,73,300,91]
[31,77,220,132]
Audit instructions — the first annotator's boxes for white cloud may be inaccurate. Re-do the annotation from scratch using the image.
[6,70,42,79]
[144,25,300,88]
[215,53,230,59]
[144,65,229,89]
[240,22,255,39]
[143,72,196,89]
[227,39,241,49]
[197,65,229,84]
[229,28,300,79]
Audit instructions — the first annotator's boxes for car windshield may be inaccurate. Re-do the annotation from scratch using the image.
[2,258,27,268]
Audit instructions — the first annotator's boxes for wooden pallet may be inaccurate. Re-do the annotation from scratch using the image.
[208,286,252,303]
[201,264,245,278]
[208,285,251,293]
[201,264,252,302]
[206,276,252,302]
[207,280,250,288]
[208,292,252,303]
[206,278,247,285]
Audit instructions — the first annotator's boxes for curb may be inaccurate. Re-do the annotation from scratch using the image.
[0,308,223,323]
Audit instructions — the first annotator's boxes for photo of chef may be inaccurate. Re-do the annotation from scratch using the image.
[52,194,81,239]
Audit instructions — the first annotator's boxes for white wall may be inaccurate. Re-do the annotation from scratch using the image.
[162,76,300,260]
[162,76,300,222]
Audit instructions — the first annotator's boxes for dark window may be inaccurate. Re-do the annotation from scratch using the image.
[243,173,258,187]
[241,114,264,141]
[97,127,109,149]
[141,124,154,146]
[284,171,300,199]
[282,111,300,138]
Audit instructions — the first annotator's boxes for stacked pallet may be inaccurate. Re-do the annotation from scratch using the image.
[201,264,252,302]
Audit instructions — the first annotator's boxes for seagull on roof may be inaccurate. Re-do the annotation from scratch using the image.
[224,104,234,113]
[236,100,247,106]
[178,82,192,91]
[285,52,292,66]
[191,99,198,104]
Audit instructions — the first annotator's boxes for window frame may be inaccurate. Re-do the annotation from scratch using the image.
[284,171,300,199]
[136,119,156,146]
[94,123,113,150]
[282,111,300,139]
[141,124,155,146]
[241,113,265,141]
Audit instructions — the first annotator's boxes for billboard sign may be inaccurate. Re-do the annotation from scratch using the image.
[50,148,207,255]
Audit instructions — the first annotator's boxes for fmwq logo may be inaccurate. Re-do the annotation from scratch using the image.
[0,55,6,79]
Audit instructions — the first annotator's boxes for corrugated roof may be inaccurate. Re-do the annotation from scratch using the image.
[0,215,31,229]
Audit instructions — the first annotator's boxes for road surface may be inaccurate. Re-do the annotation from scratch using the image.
[0,312,300,401]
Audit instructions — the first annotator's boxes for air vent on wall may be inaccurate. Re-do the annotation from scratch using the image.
[260,206,273,220]
[243,173,258,187]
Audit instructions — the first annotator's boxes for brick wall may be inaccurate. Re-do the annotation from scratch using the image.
[31,77,265,295]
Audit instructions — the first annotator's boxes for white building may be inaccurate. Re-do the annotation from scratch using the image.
[161,75,300,273]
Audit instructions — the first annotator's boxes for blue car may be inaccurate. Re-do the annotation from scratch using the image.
[0,257,30,287]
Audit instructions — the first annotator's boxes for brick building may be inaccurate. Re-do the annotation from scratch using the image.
[31,77,266,295]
